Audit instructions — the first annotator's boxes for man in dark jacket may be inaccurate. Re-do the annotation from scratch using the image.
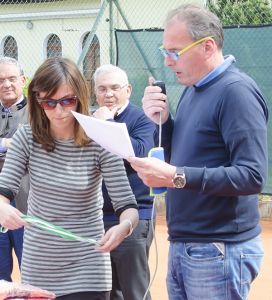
[93,64,156,300]
[0,57,29,281]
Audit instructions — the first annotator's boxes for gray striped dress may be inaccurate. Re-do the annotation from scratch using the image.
[0,125,137,296]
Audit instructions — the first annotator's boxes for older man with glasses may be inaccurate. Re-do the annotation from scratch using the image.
[93,64,157,300]
[0,56,29,281]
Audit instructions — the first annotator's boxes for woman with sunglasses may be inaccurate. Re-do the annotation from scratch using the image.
[0,57,138,300]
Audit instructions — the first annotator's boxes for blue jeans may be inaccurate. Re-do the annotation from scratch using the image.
[166,235,263,300]
[0,199,24,281]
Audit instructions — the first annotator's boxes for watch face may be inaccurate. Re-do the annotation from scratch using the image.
[173,175,186,188]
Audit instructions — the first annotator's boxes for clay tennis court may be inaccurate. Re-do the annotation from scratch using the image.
[12,215,272,299]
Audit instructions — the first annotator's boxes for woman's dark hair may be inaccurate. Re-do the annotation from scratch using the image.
[28,57,91,151]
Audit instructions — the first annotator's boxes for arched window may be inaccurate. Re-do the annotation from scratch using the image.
[46,34,62,58]
[82,33,100,105]
[3,36,18,59]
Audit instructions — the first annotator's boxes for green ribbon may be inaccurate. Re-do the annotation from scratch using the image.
[0,215,98,245]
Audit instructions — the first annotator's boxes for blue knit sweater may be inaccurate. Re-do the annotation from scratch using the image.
[103,102,156,221]
[162,64,268,242]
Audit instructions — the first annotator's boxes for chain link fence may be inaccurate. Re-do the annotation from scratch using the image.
[1,0,272,192]
[0,0,204,102]
[1,0,271,101]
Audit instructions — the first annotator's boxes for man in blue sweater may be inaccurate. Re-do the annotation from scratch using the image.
[128,4,268,300]
[93,64,156,300]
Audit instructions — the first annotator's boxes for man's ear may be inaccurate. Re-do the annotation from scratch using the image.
[21,75,27,87]
[126,84,132,97]
[203,38,217,58]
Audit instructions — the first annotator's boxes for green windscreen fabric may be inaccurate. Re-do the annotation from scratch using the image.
[115,26,272,194]
[115,29,184,115]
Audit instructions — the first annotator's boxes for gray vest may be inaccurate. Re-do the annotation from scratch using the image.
[0,97,29,214]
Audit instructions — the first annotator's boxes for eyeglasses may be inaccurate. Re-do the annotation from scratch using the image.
[96,84,127,95]
[159,36,213,61]
[37,96,78,110]
[0,76,20,86]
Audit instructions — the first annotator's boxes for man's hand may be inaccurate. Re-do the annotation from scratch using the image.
[127,156,176,188]
[142,77,169,125]
[93,106,119,120]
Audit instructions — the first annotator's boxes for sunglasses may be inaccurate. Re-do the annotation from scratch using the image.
[37,96,78,110]
[159,36,213,61]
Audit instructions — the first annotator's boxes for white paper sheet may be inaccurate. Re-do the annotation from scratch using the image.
[72,111,135,159]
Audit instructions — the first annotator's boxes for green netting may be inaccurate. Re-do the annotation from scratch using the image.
[115,29,184,115]
[116,26,272,194]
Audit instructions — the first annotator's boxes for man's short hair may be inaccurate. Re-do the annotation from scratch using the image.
[0,56,24,75]
[93,64,129,86]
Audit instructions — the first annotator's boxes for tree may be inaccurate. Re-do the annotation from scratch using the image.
[206,0,272,25]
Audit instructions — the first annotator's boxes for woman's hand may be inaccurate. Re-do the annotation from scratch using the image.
[96,208,138,252]
[96,221,132,252]
[0,200,27,230]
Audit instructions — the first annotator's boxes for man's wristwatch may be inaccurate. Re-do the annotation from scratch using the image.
[172,167,186,189]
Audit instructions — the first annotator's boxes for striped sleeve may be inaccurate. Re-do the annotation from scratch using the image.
[99,148,137,212]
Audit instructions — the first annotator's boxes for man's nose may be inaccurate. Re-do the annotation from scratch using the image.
[2,79,11,87]
[105,90,114,97]
[164,56,175,67]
